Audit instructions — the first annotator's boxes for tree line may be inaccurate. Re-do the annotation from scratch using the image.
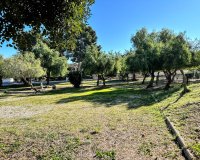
[1,1,200,93]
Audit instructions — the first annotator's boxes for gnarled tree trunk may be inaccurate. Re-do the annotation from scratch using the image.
[180,69,190,94]
[142,73,148,84]
[101,75,106,86]
[21,78,30,86]
[132,71,137,81]
[164,70,177,90]
[146,72,155,88]
[24,78,33,88]
[156,72,160,86]
[97,74,100,86]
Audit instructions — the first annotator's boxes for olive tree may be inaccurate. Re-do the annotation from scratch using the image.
[131,28,161,88]
[3,52,45,88]
[82,45,115,86]
[160,30,191,92]
[33,40,68,85]
[126,50,140,81]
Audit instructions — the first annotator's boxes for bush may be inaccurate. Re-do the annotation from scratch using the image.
[68,71,82,88]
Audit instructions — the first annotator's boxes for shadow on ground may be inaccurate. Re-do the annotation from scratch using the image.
[53,84,182,110]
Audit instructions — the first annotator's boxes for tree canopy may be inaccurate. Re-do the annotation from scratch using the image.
[0,0,94,50]
[71,25,98,63]
[33,40,68,84]
[2,52,45,86]
[131,28,162,88]
[82,45,115,86]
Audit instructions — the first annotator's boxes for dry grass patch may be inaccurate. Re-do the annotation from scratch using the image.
[0,83,185,159]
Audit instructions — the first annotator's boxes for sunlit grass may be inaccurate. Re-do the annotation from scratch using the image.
[1,81,198,159]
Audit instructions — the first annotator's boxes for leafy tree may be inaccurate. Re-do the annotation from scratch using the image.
[131,28,161,88]
[106,52,123,77]
[3,52,45,87]
[159,29,177,89]
[189,39,200,67]
[13,31,39,52]
[126,50,140,81]
[33,40,68,85]
[160,30,191,92]
[0,55,3,86]
[71,25,98,70]
[0,0,94,50]
[118,55,129,81]
[82,45,115,86]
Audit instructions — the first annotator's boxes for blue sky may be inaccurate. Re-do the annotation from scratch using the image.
[1,0,200,57]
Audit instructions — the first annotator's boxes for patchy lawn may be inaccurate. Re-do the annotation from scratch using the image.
[164,84,200,159]
[0,82,186,159]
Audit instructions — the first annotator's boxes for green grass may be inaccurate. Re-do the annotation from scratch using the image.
[192,143,200,157]
[0,81,194,159]
[95,150,115,160]
[162,83,200,159]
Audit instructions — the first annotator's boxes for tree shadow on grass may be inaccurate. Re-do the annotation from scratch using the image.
[55,84,182,110]
[36,83,131,96]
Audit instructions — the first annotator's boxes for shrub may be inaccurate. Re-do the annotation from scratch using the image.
[68,71,82,88]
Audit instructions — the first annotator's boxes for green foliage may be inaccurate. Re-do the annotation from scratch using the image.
[131,28,162,74]
[95,150,116,160]
[138,142,154,156]
[104,52,123,77]
[192,143,200,157]
[2,52,45,79]
[71,25,98,63]
[0,0,95,50]
[13,31,38,52]
[0,55,3,76]
[33,40,68,80]
[160,30,191,71]
[51,56,68,77]
[119,55,128,77]
[126,50,140,72]
[131,28,162,87]
[68,71,82,88]
[82,45,115,76]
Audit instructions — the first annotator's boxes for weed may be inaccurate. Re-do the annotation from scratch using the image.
[192,143,200,157]
[138,142,154,156]
[95,149,116,160]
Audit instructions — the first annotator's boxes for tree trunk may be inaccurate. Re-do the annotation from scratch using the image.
[146,72,155,88]
[126,73,129,82]
[47,70,51,85]
[0,76,3,87]
[97,74,100,86]
[171,71,177,82]
[164,75,172,90]
[21,78,30,86]
[180,69,190,94]
[156,72,160,86]
[102,75,106,86]
[21,77,33,88]
[186,76,189,85]
[164,70,177,90]
[132,71,137,81]
[142,74,147,84]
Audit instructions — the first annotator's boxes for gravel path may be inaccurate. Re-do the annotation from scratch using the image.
[0,105,54,118]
